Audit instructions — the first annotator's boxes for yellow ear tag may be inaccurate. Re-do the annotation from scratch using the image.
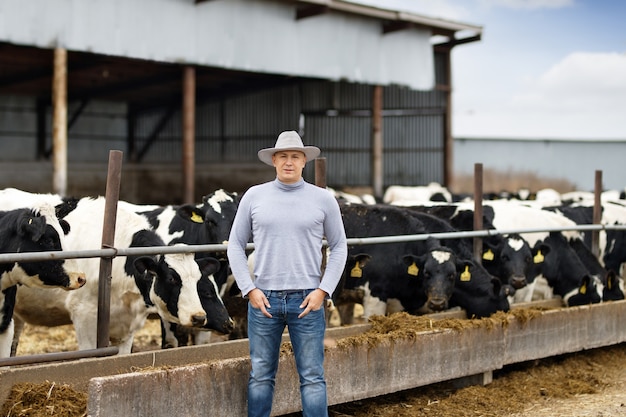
[482,249,494,261]
[190,212,204,223]
[579,282,587,295]
[407,262,419,276]
[460,266,471,282]
[350,264,362,278]
[533,250,544,264]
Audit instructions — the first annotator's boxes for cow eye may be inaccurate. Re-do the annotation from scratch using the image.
[501,255,509,262]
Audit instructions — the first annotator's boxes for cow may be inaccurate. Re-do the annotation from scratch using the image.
[121,189,240,347]
[12,196,233,354]
[383,183,453,205]
[543,199,626,277]
[338,203,511,320]
[388,239,475,315]
[482,200,620,305]
[394,202,544,303]
[0,204,86,357]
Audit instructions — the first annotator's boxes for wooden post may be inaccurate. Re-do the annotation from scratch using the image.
[182,66,196,204]
[52,47,68,196]
[97,150,123,349]
[315,157,327,189]
[473,163,484,263]
[315,157,328,271]
[371,85,383,199]
[592,170,602,258]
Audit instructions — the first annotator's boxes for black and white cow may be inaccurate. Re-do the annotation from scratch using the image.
[0,204,86,357]
[483,200,620,305]
[400,203,544,301]
[338,203,511,320]
[390,239,475,315]
[543,200,626,278]
[13,196,232,354]
[122,189,240,347]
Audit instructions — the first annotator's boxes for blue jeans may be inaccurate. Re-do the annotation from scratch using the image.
[247,289,328,417]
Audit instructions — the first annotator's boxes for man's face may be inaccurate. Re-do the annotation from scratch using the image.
[272,150,306,184]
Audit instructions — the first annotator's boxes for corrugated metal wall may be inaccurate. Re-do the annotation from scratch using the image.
[300,81,446,187]
[0,75,448,190]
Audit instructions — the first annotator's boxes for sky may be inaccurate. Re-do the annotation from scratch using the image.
[351,0,626,140]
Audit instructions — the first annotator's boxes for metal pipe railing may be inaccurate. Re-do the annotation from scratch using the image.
[1,224,625,264]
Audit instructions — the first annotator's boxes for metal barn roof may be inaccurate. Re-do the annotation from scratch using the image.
[0,0,482,110]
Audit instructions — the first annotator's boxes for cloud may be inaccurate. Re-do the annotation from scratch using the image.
[513,52,626,111]
[455,52,626,139]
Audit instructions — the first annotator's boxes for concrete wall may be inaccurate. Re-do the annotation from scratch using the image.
[2,300,626,416]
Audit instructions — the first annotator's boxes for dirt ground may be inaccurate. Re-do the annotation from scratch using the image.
[5,312,626,417]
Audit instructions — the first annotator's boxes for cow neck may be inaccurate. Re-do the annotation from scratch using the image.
[274,178,305,191]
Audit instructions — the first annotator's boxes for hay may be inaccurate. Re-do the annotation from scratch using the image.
[0,382,86,417]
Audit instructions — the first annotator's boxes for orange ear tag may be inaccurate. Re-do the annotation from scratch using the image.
[460,266,471,282]
[533,250,544,264]
[407,262,419,276]
[482,249,494,261]
[350,264,362,278]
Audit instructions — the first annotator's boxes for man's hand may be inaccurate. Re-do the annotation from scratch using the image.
[298,288,328,318]
[248,288,272,318]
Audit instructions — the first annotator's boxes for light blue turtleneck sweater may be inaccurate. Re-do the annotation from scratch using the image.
[227,178,347,297]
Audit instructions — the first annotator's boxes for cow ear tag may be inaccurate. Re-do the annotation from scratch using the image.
[350,264,362,278]
[533,250,544,264]
[407,262,419,276]
[579,282,587,294]
[460,266,471,282]
[190,212,204,223]
[482,249,494,261]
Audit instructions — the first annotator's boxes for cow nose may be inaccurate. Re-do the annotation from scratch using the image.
[428,297,447,311]
[68,272,87,289]
[192,314,207,327]
[225,318,235,333]
[511,276,527,289]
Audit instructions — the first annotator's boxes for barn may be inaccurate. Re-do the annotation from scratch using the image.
[0,0,482,204]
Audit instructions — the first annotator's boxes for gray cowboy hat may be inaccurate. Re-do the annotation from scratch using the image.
[257,131,321,166]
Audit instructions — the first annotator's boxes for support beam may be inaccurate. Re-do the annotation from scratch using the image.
[52,47,68,196]
[182,66,196,204]
[371,85,383,198]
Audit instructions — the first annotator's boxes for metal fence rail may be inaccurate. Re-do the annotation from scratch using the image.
[1,223,625,264]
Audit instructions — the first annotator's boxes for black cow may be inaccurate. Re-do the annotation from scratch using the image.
[338,204,510,320]
[401,203,543,302]
[544,201,626,279]
[393,240,474,315]
[532,232,604,306]
[0,205,86,357]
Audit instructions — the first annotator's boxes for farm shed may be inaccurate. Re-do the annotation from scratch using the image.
[0,0,482,204]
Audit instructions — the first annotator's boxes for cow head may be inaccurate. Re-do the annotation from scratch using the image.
[199,189,240,246]
[1,205,86,291]
[402,247,465,312]
[603,270,625,301]
[532,232,602,305]
[450,264,512,318]
[565,274,602,306]
[195,257,235,334]
[482,233,544,290]
[132,249,234,333]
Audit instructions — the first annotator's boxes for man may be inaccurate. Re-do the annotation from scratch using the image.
[227,130,348,417]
